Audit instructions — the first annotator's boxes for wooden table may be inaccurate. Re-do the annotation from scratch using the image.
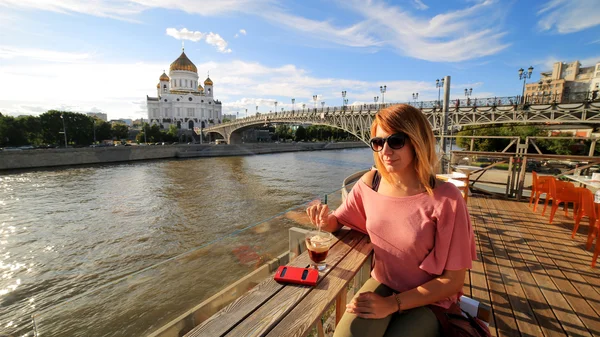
[184,228,373,337]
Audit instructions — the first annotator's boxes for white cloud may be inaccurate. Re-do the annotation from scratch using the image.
[264,12,381,48]
[166,28,204,42]
[166,28,232,53]
[1,49,490,119]
[341,0,510,62]
[234,29,246,38]
[0,0,271,20]
[0,45,90,62]
[413,0,428,10]
[537,0,600,34]
[0,0,145,22]
[0,0,509,62]
[205,32,232,53]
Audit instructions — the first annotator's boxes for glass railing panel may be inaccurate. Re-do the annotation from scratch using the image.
[32,187,347,337]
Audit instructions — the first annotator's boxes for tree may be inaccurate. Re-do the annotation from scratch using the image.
[20,115,43,145]
[0,115,27,146]
[39,110,95,146]
[111,123,129,140]
[95,120,112,142]
[295,125,307,141]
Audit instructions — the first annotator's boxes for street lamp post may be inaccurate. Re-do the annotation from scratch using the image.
[313,95,318,110]
[436,78,444,108]
[342,91,347,110]
[321,101,325,112]
[93,119,96,144]
[412,92,419,105]
[291,98,295,111]
[60,114,68,148]
[518,66,534,104]
[256,105,258,116]
[374,96,379,110]
[302,103,306,112]
[464,88,473,106]
[380,85,386,104]
[274,101,277,114]
[245,108,247,118]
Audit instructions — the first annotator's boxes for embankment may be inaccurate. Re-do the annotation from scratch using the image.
[0,142,367,171]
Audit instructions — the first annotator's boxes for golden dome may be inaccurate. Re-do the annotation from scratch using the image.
[156,83,160,88]
[204,76,213,86]
[169,51,197,73]
[198,84,203,91]
[159,72,170,81]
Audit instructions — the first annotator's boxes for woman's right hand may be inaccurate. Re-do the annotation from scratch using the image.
[306,203,330,229]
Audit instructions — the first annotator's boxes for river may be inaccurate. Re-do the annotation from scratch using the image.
[0,148,373,337]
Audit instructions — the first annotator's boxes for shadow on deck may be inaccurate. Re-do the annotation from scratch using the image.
[466,194,600,337]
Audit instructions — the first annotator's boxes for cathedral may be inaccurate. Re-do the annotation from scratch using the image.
[147,49,222,131]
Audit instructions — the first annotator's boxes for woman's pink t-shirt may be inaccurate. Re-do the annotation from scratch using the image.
[333,179,477,308]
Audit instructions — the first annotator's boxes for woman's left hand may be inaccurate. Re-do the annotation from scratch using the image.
[345,291,397,319]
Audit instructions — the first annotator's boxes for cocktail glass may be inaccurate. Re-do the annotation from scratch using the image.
[305,230,333,271]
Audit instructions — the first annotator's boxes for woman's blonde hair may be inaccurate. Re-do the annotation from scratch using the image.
[370,104,438,195]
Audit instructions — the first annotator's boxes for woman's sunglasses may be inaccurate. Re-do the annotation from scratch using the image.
[369,133,407,152]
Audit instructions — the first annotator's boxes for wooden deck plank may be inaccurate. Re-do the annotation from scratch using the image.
[469,196,504,336]
[185,229,353,337]
[486,198,592,337]
[265,236,373,337]
[485,197,563,337]
[224,230,365,337]
[487,197,565,337]
[485,199,543,336]
[501,199,600,336]
[472,196,533,337]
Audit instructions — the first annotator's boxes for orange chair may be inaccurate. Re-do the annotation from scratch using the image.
[529,171,552,212]
[545,179,580,224]
[592,219,600,268]
[542,179,575,216]
[584,201,600,268]
[572,188,597,238]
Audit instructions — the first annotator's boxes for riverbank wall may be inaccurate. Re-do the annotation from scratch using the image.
[0,142,367,171]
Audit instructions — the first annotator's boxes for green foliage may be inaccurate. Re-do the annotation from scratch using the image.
[274,124,294,140]
[0,115,28,146]
[136,123,178,143]
[295,125,307,141]
[94,119,112,142]
[111,123,129,140]
[457,124,542,152]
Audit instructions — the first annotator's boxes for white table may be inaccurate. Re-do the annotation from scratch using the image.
[563,175,600,191]
[452,165,483,174]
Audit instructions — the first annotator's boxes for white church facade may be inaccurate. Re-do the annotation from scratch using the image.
[147,49,222,131]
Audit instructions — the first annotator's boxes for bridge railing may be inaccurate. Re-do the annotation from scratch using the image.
[217,92,600,127]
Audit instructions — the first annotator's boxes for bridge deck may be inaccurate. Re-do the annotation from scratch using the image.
[466,194,600,337]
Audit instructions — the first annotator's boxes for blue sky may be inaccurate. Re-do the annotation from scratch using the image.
[0,0,599,120]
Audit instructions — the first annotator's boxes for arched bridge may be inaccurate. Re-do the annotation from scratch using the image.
[205,101,600,144]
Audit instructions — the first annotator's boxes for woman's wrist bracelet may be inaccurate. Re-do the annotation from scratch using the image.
[394,293,403,313]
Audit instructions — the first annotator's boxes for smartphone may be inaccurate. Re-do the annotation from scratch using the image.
[273,266,318,286]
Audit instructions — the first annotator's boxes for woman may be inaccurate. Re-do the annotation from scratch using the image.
[307,104,477,337]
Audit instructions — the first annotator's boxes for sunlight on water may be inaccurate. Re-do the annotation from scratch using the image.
[0,148,372,336]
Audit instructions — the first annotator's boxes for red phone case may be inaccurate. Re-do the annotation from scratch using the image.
[273,266,318,286]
